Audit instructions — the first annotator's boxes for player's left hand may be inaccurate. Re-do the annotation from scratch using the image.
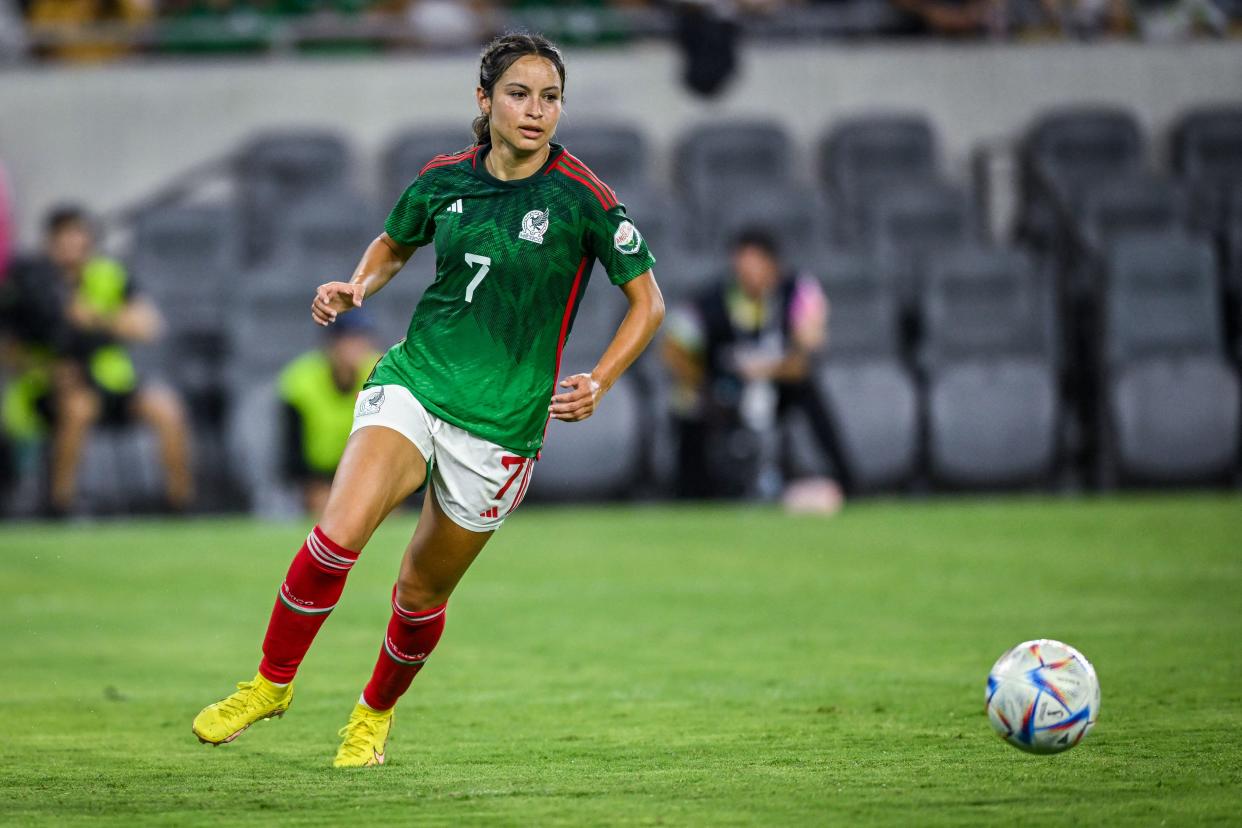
[549,373,602,422]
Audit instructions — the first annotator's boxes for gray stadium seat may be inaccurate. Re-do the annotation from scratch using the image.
[380,126,475,206]
[235,128,355,264]
[820,247,901,358]
[815,247,918,489]
[817,359,919,490]
[1076,176,1189,264]
[1104,233,1222,363]
[1174,109,1242,276]
[525,373,645,501]
[713,186,832,271]
[1021,106,1145,250]
[263,197,380,291]
[820,113,938,243]
[229,287,324,386]
[128,204,239,333]
[1109,359,1241,482]
[554,122,649,198]
[920,246,1060,486]
[865,180,977,306]
[927,360,1059,487]
[1101,234,1240,482]
[674,120,795,215]
[921,246,1054,363]
[227,378,301,518]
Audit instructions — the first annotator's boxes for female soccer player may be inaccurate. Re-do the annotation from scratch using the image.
[192,33,664,767]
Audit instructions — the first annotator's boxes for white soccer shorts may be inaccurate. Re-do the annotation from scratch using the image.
[349,384,535,533]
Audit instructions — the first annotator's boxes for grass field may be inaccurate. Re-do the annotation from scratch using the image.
[2,494,1240,826]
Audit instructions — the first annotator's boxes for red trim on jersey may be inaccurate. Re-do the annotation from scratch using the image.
[551,162,616,210]
[542,148,567,173]
[560,152,618,205]
[419,147,479,177]
[538,256,589,457]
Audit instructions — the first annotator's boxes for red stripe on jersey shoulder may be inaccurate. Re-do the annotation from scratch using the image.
[550,159,617,210]
[419,147,479,177]
[559,152,618,204]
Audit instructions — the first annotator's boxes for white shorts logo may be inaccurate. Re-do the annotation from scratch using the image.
[357,387,385,417]
[613,221,642,255]
[518,208,550,244]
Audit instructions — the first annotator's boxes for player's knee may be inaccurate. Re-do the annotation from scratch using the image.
[394,576,450,613]
[139,386,187,427]
[62,389,101,425]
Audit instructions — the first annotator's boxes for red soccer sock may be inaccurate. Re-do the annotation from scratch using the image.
[361,588,447,711]
[258,525,360,684]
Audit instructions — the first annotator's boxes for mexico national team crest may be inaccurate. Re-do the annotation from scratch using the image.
[613,220,642,255]
[357,387,385,417]
[518,208,550,245]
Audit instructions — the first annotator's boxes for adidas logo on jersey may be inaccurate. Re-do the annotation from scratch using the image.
[446,199,464,214]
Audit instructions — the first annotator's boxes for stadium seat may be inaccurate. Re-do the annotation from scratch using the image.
[380,125,475,206]
[713,186,832,272]
[819,113,939,243]
[673,120,795,217]
[814,249,919,488]
[1100,234,1241,482]
[128,204,240,334]
[229,287,324,386]
[525,372,645,501]
[819,247,901,358]
[920,246,1060,487]
[1020,106,1146,252]
[226,378,300,518]
[266,197,380,291]
[553,122,650,199]
[234,128,356,264]
[1076,175,1189,265]
[864,180,978,307]
[816,359,919,490]
[1172,106,1242,237]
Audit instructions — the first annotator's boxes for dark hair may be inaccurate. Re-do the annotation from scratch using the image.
[472,33,566,147]
[731,226,781,260]
[45,204,91,237]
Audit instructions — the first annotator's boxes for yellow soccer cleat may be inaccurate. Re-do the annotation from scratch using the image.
[192,674,293,746]
[333,703,394,768]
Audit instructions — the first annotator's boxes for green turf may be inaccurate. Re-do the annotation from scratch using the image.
[1,494,1240,826]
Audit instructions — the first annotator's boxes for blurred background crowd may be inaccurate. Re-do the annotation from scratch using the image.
[0,0,1236,64]
[0,1,1239,519]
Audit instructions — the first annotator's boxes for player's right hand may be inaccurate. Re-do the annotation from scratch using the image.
[312,281,364,326]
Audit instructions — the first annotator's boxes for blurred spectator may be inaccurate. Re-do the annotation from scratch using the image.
[0,205,193,516]
[891,0,1003,35]
[278,312,378,518]
[26,0,155,62]
[662,228,853,502]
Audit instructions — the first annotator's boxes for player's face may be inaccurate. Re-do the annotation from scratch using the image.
[732,245,780,300]
[479,55,563,156]
[48,221,94,273]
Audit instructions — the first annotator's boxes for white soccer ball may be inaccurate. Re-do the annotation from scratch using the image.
[986,639,1100,754]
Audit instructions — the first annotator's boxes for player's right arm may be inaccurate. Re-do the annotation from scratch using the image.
[311,233,416,326]
[312,169,438,326]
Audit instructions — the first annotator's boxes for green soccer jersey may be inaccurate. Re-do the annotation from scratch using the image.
[368,142,656,457]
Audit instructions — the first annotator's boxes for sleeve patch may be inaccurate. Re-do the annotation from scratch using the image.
[613,221,642,255]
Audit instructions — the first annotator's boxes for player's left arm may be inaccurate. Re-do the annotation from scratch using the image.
[549,271,664,422]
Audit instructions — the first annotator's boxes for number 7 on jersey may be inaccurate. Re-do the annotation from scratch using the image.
[464,253,492,303]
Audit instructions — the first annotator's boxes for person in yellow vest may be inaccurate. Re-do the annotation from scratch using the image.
[278,311,379,518]
[23,205,194,515]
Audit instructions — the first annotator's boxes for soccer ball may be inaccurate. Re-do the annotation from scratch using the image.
[986,639,1100,754]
